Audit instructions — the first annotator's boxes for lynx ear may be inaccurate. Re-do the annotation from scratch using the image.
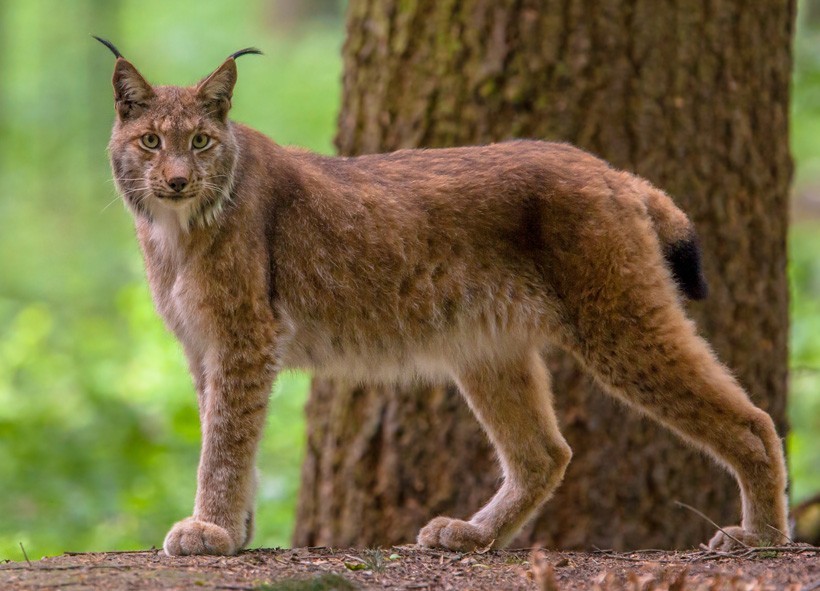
[93,36,154,119]
[112,59,155,119]
[196,48,261,120]
[196,60,237,120]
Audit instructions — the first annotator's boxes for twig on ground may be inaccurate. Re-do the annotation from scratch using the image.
[591,548,682,564]
[766,522,795,543]
[62,549,158,556]
[592,547,684,555]
[694,544,819,561]
[673,501,748,548]
[594,543,819,565]
[2,564,132,572]
[19,543,31,568]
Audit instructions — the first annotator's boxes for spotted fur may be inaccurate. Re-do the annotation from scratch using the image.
[101,47,789,556]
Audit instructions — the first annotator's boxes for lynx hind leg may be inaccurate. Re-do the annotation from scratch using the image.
[566,282,789,549]
[418,350,572,551]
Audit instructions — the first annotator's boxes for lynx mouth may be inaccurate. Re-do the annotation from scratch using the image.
[156,192,194,202]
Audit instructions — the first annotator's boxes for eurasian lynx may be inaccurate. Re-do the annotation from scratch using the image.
[97,38,789,556]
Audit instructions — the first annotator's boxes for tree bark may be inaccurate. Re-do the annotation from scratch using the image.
[294,0,794,550]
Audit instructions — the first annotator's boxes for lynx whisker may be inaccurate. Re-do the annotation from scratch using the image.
[114,184,151,214]
[117,185,150,196]
[100,193,125,213]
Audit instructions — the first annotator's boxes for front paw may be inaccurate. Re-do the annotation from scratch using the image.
[417,516,494,552]
[163,517,237,556]
[707,525,778,551]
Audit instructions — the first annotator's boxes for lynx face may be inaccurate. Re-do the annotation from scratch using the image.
[107,54,240,229]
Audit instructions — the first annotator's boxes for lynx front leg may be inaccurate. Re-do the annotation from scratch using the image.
[418,349,572,551]
[163,347,275,556]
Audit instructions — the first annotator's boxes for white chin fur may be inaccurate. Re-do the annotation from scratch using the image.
[145,191,227,233]
[149,196,199,232]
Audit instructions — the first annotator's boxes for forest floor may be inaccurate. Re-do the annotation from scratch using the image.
[1,544,818,591]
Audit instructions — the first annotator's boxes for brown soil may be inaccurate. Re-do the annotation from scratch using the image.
[1,545,817,590]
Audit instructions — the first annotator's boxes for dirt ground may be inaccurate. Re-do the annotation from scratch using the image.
[1,545,817,591]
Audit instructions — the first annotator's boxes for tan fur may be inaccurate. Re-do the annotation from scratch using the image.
[102,51,789,556]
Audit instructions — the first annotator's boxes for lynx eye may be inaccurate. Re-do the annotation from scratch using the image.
[192,133,210,150]
[140,133,160,150]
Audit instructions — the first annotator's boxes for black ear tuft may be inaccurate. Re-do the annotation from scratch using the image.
[228,47,263,60]
[92,35,124,59]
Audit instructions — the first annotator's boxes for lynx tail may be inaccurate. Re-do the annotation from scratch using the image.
[642,186,709,301]
[664,234,708,300]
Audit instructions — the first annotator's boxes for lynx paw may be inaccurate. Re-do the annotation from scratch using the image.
[417,516,494,552]
[707,526,774,551]
[163,517,237,556]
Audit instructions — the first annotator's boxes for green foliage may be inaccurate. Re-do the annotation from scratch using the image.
[788,225,820,503]
[792,3,820,192]
[0,0,818,563]
[787,4,820,505]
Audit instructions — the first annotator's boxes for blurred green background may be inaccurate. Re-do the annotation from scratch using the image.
[0,0,818,560]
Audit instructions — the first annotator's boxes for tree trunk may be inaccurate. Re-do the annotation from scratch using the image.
[294,0,794,550]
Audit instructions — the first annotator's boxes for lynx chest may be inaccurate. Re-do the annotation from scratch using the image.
[139,225,220,363]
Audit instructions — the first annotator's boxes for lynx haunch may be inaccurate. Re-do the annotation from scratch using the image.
[97,38,789,556]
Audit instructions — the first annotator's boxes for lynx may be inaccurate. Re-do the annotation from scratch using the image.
[96,38,789,556]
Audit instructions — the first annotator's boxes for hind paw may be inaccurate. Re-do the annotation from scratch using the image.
[707,526,780,551]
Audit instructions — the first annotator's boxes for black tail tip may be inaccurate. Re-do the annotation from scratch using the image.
[664,234,709,301]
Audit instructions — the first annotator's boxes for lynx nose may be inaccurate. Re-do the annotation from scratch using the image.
[167,177,189,193]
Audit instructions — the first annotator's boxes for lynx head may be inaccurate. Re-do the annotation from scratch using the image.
[96,37,261,229]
